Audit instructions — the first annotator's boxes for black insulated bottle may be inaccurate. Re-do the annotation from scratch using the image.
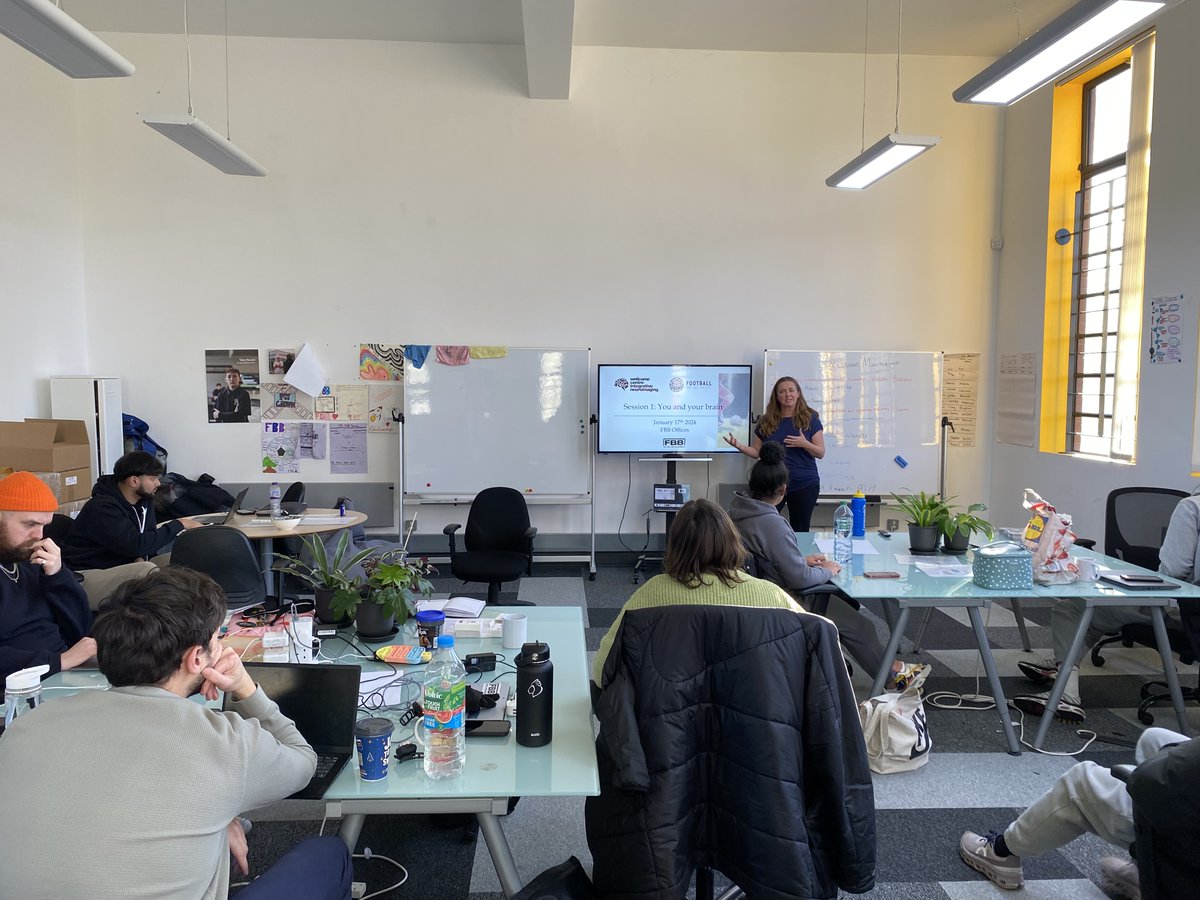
[515,641,553,747]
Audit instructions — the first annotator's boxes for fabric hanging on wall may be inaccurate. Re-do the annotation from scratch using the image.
[469,345,508,359]
[435,345,471,366]
[406,345,432,369]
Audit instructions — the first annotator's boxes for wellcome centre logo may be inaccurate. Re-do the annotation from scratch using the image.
[614,378,629,390]
[616,376,658,393]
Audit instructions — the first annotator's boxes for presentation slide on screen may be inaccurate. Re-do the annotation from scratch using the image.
[598,365,752,452]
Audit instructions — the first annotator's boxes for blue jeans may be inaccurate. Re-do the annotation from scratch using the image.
[235,835,352,900]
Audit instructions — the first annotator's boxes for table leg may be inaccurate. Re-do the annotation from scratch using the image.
[1149,606,1192,736]
[968,605,1021,756]
[337,812,365,850]
[1032,606,1095,750]
[476,811,523,898]
[912,607,935,653]
[1009,598,1033,652]
[871,607,911,696]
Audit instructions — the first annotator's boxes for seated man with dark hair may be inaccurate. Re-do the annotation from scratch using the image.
[0,471,94,683]
[0,566,352,899]
[63,450,199,607]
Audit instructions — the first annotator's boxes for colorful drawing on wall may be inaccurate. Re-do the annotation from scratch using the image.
[359,344,405,381]
[299,423,327,460]
[268,348,298,376]
[261,422,299,474]
[367,383,401,433]
[206,349,261,423]
[314,384,369,421]
[1150,294,1185,365]
[260,382,314,421]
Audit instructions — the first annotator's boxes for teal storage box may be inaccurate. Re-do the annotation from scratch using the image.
[973,541,1033,590]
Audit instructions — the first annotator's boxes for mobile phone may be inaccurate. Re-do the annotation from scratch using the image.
[466,720,512,737]
[1118,574,1164,583]
[864,571,900,579]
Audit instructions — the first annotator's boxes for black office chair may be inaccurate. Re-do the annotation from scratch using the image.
[171,525,266,609]
[443,487,536,605]
[281,481,307,515]
[43,513,75,546]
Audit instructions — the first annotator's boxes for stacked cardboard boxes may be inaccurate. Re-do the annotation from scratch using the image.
[0,419,93,513]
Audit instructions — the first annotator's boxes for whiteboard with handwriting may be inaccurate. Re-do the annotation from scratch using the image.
[763,350,942,496]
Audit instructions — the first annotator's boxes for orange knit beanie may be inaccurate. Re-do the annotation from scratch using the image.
[0,471,59,512]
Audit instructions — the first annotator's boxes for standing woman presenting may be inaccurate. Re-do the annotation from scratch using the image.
[725,376,824,531]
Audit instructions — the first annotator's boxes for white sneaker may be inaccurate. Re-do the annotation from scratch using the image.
[959,831,1024,890]
[1099,856,1140,900]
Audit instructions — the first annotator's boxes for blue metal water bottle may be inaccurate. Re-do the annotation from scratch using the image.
[851,488,867,537]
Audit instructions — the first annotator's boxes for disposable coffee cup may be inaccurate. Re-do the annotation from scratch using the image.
[501,613,528,650]
[415,610,446,650]
[354,717,394,781]
[1077,558,1100,581]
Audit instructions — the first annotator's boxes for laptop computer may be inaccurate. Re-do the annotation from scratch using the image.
[227,662,362,799]
[192,488,250,526]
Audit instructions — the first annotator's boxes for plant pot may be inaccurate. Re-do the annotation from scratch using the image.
[354,601,396,639]
[314,588,352,627]
[943,527,971,553]
[907,524,940,553]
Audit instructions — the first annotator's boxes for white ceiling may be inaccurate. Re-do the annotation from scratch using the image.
[66,0,1079,57]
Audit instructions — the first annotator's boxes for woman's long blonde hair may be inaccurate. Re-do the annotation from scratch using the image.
[756,376,814,439]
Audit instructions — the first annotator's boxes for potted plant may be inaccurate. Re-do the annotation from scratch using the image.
[889,491,949,553]
[332,550,438,639]
[938,502,995,553]
[274,532,375,625]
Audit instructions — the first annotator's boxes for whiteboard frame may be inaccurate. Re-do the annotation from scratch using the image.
[763,349,944,497]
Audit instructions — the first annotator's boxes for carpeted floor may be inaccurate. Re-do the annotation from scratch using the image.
[241,563,1200,899]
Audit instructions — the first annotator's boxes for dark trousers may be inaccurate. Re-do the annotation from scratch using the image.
[778,482,820,532]
[236,835,353,900]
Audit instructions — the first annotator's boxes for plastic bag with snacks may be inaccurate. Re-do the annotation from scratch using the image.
[1022,489,1078,584]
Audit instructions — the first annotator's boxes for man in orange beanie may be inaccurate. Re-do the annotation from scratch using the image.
[0,471,94,684]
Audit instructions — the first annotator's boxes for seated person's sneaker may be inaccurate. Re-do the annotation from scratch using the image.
[1017,657,1059,686]
[1099,856,1140,900]
[885,661,931,692]
[1012,690,1086,723]
[959,831,1023,890]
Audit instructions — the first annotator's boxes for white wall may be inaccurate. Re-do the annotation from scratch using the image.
[990,0,1200,539]
[0,46,88,421]
[10,32,1003,536]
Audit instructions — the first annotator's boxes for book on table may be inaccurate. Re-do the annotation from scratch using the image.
[416,596,487,617]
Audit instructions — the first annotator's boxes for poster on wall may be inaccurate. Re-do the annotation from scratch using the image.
[206,349,260,423]
[359,344,405,381]
[367,383,401,433]
[1150,294,1185,365]
[329,423,367,474]
[315,384,369,421]
[261,422,299,474]
[299,423,327,460]
[267,347,298,376]
[260,382,314,420]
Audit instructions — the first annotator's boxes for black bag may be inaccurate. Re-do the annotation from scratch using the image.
[159,472,236,518]
[510,857,596,900]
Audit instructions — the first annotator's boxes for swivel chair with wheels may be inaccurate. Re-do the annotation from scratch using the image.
[171,525,266,609]
[443,487,536,605]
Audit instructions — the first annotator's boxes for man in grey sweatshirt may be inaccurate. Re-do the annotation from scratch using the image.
[0,566,352,900]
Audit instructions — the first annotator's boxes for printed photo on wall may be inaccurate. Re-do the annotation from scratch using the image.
[268,348,298,376]
[206,349,261,423]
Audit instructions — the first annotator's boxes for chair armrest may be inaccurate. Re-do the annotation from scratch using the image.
[1075,538,1097,550]
[799,582,857,616]
[1110,763,1136,784]
[442,524,461,536]
[524,526,538,575]
[524,526,538,540]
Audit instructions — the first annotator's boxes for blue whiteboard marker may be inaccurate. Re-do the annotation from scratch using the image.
[894,455,908,468]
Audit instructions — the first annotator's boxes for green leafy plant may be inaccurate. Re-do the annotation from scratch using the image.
[330,550,438,622]
[273,532,375,599]
[938,502,995,541]
[889,491,949,527]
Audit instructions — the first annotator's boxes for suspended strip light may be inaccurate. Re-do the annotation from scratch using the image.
[954,0,1171,106]
[0,0,133,77]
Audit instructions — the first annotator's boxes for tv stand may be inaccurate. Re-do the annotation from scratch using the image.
[632,456,712,584]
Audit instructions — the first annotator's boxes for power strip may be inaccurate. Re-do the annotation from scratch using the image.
[351,882,367,899]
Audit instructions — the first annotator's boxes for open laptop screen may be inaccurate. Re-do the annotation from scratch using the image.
[234,662,361,751]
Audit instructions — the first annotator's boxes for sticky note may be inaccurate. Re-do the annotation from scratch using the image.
[894,455,908,468]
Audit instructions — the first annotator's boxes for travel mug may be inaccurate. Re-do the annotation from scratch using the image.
[515,642,553,747]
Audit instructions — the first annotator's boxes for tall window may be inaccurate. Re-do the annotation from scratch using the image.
[1040,36,1154,461]
[1067,66,1131,456]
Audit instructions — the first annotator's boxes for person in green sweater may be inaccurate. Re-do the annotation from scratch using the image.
[592,498,806,685]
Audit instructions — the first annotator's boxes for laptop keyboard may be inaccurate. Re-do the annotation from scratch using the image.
[314,753,340,778]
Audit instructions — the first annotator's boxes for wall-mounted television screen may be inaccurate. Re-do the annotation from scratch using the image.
[597,364,753,454]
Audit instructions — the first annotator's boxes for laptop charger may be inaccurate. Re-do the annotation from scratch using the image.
[465,652,496,672]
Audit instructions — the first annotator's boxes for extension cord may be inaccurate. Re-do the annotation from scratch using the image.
[351,882,367,899]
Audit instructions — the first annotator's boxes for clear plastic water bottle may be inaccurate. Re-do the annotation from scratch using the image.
[833,501,853,565]
[4,665,49,728]
[422,635,466,779]
[269,482,282,520]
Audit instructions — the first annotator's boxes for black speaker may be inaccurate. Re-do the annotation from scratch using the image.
[515,641,553,747]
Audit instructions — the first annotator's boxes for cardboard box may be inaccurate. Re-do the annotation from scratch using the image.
[58,499,87,518]
[0,419,91,473]
[57,467,92,502]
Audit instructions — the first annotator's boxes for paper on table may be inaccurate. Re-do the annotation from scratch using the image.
[814,538,880,556]
[300,515,349,525]
[915,563,974,577]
